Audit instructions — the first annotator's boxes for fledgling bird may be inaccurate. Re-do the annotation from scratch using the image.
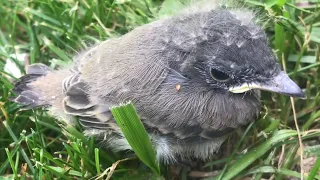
[12,2,304,164]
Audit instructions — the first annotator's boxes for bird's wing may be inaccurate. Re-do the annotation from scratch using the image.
[62,73,116,130]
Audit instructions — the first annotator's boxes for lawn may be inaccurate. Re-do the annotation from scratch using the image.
[0,0,320,179]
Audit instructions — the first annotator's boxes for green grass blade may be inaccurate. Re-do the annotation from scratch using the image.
[94,148,101,175]
[307,156,320,180]
[4,148,18,179]
[2,121,35,174]
[110,102,160,175]
[244,166,319,179]
[215,130,298,180]
[43,37,71,62]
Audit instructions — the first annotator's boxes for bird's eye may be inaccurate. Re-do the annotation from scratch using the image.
[210,68,230,82]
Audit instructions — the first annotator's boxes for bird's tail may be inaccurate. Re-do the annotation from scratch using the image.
[12,63,51,110]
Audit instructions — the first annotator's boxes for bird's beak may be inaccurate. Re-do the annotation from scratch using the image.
[229,71,305,98]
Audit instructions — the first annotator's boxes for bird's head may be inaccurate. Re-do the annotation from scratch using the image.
[161,8,304,98]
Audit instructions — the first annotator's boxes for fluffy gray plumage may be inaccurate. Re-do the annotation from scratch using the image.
[13,2,304,164]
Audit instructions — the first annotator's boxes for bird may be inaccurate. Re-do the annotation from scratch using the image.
[12,1,304,164]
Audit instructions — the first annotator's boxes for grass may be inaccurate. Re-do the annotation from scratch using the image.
[0,0,320,179]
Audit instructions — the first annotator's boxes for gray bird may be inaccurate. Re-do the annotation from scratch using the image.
[12,3,304,164]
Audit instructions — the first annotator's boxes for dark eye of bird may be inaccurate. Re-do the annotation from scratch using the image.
[210,68,230,82]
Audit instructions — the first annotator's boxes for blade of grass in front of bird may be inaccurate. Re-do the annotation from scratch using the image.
[110,102,160,175]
